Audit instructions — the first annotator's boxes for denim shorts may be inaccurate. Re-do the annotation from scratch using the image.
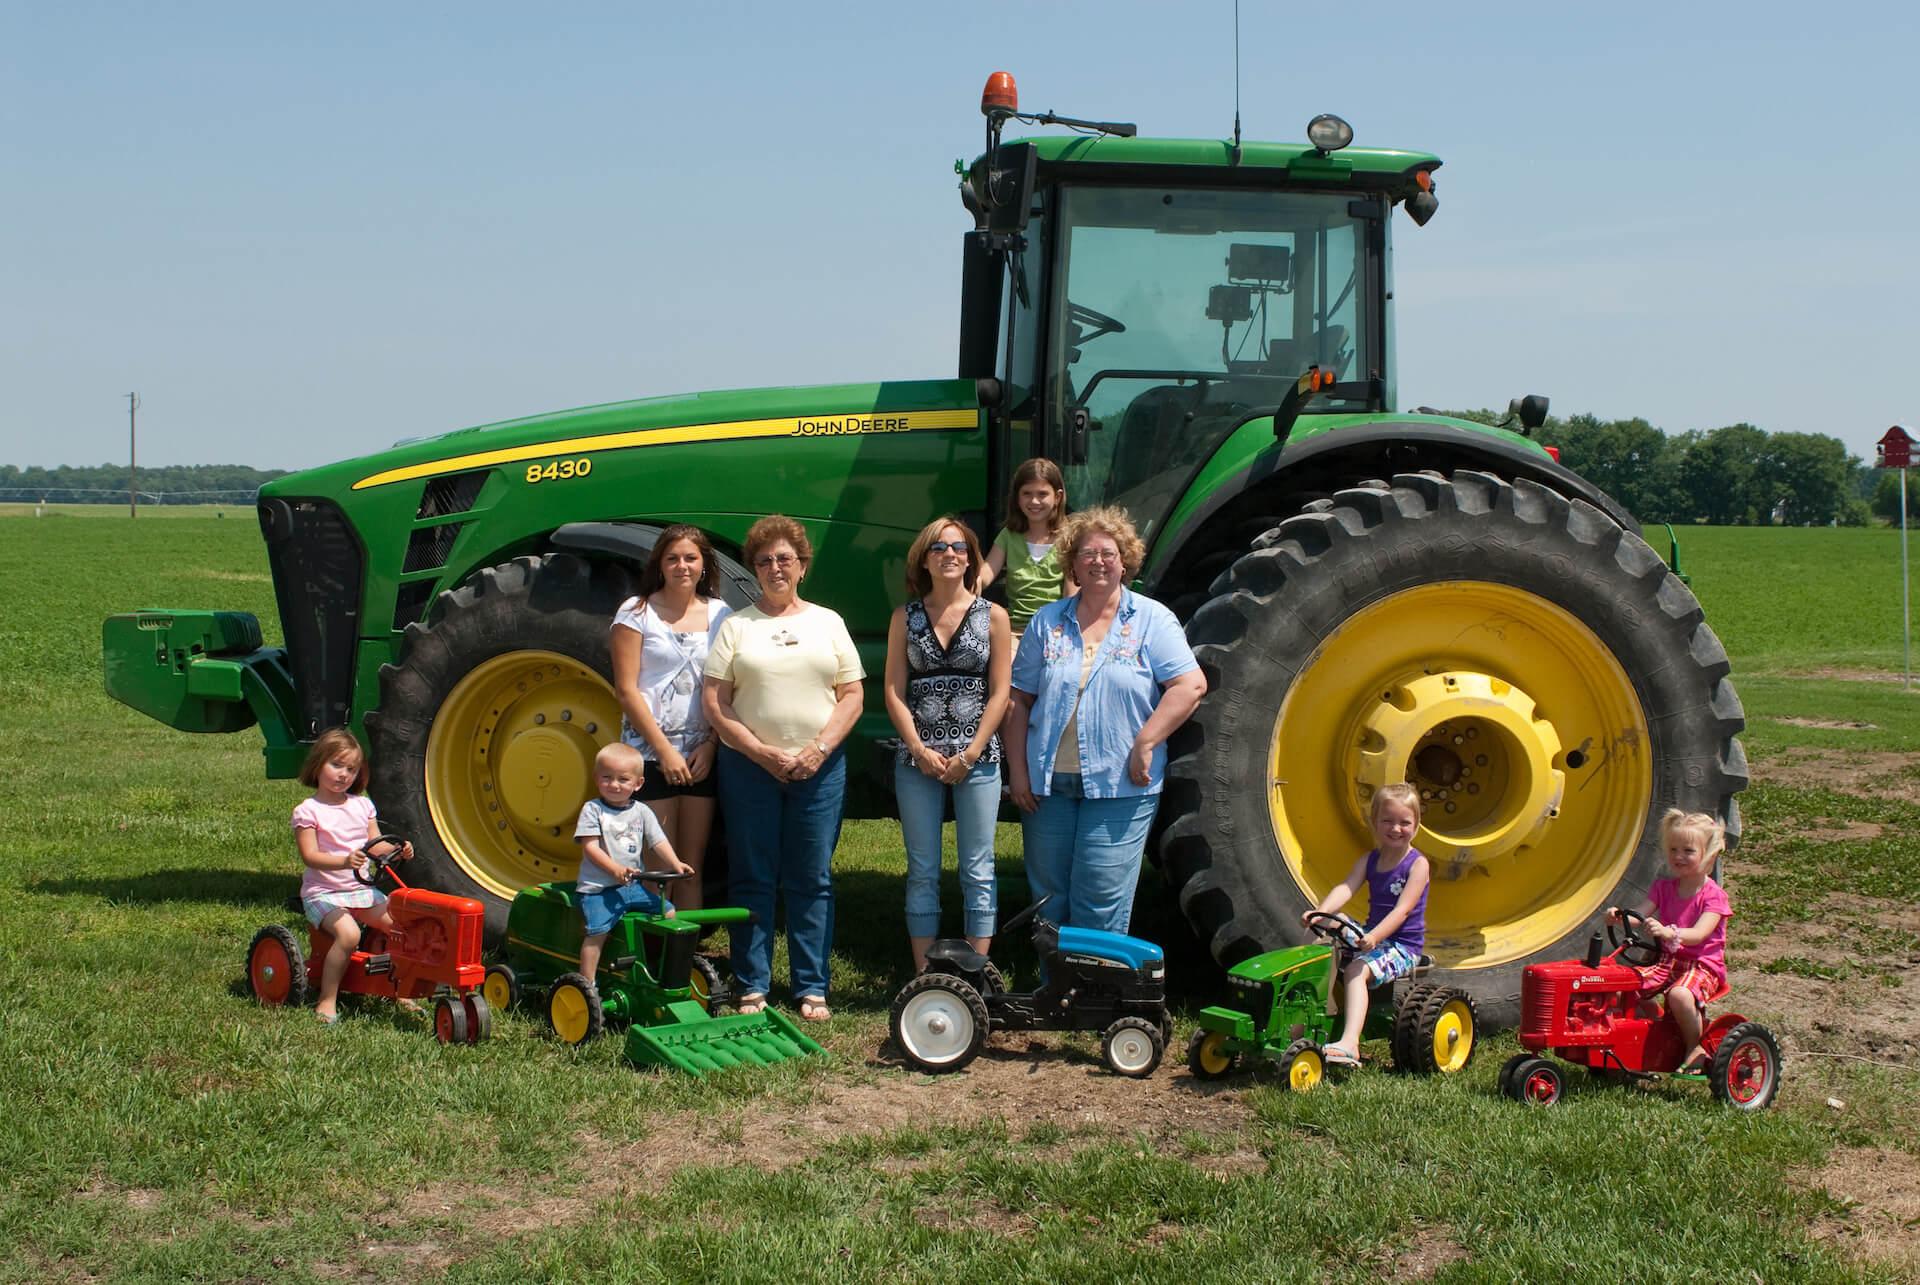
[1357,939,1420,985]
[578,881,669,936]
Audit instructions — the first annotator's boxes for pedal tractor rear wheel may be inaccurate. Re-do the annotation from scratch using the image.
[1709,1022,1781,1111]
[1101,1016,1165,1078]
[689,955,723,1011]
[1186,1028,1238,1080]
[247,925,308,1008]
[890,973,990,1074]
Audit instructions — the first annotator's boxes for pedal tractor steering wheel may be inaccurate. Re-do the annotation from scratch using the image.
[1607,907,1664,967]
[1305,910,1367,952]
[352,833,412,888]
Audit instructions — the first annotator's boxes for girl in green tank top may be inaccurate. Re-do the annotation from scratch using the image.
[980,458,1075,634]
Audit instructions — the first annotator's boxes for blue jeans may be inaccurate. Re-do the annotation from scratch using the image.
[895,757,1001,940]
[718,744,845,999]
[1021,772,1160,935]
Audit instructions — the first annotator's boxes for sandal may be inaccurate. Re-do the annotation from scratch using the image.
[315,1009,340,1026]
[1677,1050,1709,1075]
[395,998,426,1017]
[736,993,767,1015]
[798,996,832,1022]
[1321,1044,1360,1068]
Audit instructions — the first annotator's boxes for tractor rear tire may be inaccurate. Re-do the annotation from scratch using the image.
[689,955,723,1011]
[1410,987,1478,1075]
[890,973,990,1074]
[366,554,635,939]
[1161,471,1746,1028]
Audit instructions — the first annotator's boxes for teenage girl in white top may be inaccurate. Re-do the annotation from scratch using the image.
[610,524,733,910]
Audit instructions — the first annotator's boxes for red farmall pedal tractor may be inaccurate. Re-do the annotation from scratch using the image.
[1500,909,1781,1109]
[245,835,492,1043]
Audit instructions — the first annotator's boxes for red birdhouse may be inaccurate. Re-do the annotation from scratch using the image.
[1877,425,1914,469]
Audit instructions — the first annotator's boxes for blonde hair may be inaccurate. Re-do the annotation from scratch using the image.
[595,741,645,776]
[904,515,983,597]
[299,727,367,792]
[1369,782,1422,825]
[1057,505,1147,579]
[1659,808,1726,862]
[1003,458,1066,534]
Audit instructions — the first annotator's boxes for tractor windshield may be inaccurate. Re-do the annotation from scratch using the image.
[1044,185,1378,544]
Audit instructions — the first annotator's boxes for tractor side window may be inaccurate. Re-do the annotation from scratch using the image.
[1045,186,1374,545]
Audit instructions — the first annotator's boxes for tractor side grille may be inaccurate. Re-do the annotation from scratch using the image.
[392,580,438,631]
[415,469,487,519]
[1521,967,1563,1038]
[403,522,464,573]
[259,497,364,739]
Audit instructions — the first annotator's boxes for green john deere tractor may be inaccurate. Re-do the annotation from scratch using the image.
[102,73,1745,1024]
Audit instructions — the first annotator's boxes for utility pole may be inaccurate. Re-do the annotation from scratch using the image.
[127,392,140,518]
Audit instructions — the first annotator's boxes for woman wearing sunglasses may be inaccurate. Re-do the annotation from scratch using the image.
[883,516,1012,973]
[1004,506,1207,936]
[703,514,863,1021]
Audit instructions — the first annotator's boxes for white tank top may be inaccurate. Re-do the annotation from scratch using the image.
[611,595,732,757]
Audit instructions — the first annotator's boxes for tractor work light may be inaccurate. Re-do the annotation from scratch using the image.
[1306,113,1354,154]
[981,71,1018,116]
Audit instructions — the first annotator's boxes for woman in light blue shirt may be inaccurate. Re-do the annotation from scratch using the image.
[1004,506,1207,935]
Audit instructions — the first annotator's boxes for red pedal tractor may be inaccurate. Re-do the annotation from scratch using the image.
[1500,909,1780,1109]
[245,835,492,1043]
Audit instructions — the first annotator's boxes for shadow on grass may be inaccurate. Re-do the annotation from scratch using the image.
[25,868,298,908]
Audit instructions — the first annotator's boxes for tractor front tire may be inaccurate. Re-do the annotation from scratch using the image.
[367,554,634,938]
[246,925,308,1008]
[1187,1029,1238,1080]
[1162,471,1746,1028]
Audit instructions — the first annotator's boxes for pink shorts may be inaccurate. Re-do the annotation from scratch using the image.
[1634,954,1722,1007]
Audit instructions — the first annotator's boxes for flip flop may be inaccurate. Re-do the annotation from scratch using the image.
[736,993,767,1015]
[798,996,832,1022]
[1321,1044,1360,1068]
[395,998,426,1017]
[315,1010,340,1026]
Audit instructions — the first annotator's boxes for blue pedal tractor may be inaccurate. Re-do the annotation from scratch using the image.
[889,898,1170,1077]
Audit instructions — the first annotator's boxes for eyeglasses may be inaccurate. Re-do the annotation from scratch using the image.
[753,554,800,570]
[926,540,968,555]
[1075,548,1122,564]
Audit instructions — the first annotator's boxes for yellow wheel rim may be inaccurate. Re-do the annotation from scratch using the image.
[1270,583,1649,968]
[1288,1049,1324,1092]
[1195,1031,1232,1076]
[482,969,514,1012]
[550,984,593,1045]
[689,964,713,1012]
[1430,999,1475,1073]
[426,650,620,900]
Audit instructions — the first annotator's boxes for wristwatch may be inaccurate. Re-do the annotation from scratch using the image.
[813,739,830,756]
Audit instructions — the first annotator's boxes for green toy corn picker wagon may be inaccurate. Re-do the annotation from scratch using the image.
[101,71,1746,1027]
[484,871,821,1075]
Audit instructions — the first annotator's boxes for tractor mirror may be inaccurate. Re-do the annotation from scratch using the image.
[971,142,1037,234]
[1405,188,1439,226]
[1514,394,1550,432]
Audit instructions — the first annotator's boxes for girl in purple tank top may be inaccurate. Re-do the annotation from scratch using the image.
[1301,782,1432,1067]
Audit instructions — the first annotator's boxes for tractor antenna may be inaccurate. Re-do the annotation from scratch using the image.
[1230,0,1242,164]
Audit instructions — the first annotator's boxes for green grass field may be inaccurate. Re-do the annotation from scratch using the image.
[1,515,1915,1283]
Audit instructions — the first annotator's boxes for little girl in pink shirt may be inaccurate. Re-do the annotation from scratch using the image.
[1608,809,1732,1072]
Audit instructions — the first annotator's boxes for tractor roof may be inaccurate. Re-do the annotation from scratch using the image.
[1012,134,1440,192]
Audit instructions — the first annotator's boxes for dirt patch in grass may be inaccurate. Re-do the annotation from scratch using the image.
[1792,667,1916,685]
[1811,1146,1920,1274]
[1770,716,1880,730]
[1751,749,1919,796]
[913,1199,1033,1238]
[1731,914,1920,1066]
[1784,819,1887,844]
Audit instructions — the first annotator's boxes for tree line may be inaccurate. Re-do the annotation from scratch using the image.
[0,463,287,504]
[1448,411,1891,526]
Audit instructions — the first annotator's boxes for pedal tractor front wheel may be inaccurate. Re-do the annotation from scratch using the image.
[1186,1028,1238,1080]
[1101,1017,1165,1078]
[548,971,605,1046]
[1282,1038,1325,1092]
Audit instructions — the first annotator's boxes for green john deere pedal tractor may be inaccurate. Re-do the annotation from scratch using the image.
[101,71,1746,1028]
[1188,911,1478,1090]
[484,871,821,1075]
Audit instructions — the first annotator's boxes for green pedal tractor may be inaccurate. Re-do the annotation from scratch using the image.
[484,870,822,1075]
[1187,912,1478,1090]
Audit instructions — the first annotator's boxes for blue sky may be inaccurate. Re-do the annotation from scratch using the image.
[4,2,1915,471]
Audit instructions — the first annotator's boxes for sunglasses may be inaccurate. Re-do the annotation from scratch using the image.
[926,540,969,555]
[754,554,800,569]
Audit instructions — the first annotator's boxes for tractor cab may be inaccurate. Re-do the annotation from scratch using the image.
[956,72,1441,551]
